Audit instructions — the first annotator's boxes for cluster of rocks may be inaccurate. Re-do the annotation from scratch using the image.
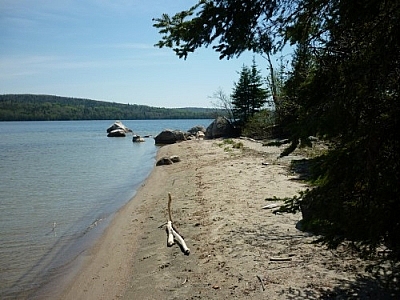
[107,121,146,142]
[154,116,236,145]
[106,117,237,144]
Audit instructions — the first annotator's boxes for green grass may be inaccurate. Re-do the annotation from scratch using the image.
[217,139,244,152]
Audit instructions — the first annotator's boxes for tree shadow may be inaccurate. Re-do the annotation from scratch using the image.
[290,158,313,181]
[279,274,399,300]
[319,276,399,299]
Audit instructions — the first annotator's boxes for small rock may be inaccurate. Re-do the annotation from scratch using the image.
[170,155,181,163]
[156,157,173,166]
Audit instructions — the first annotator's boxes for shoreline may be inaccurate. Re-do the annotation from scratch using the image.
[56,148,163,300]
[58,138,384,299]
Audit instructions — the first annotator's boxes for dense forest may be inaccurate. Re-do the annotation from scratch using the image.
[0,94,223,121]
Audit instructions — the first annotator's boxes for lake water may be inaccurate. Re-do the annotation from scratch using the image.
[0,119,211,299]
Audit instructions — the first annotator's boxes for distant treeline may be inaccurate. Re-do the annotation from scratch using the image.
[0,94,225,121]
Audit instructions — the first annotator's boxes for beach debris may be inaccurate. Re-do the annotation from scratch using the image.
[166,221,175,246]
[52,222,57,237]
[166,194,178,247]
[256,275,265,291]
[171,224,190,255]
[167,193,173,223]
[158,222,167,228]
[166,193,190,255]
[269,256,293,262]
[262,203,280,209]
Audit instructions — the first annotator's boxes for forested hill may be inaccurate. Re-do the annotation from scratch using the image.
[0,94,223,121]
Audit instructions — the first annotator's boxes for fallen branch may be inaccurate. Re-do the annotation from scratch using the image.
[168,193,173,223]
[171,226,190,255]
[166,221,175,247]
[158,222,167,228]
[262,203,280,209]
[166,193,190,255]
[270,256,293,262]
[168,193,185,238]
[256,275,265,291]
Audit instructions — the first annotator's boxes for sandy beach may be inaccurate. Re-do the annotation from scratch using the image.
[58,138,388,299]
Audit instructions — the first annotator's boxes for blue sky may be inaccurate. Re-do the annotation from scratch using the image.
[1,0,287,108]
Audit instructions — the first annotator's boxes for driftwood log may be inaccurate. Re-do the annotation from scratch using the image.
[166,221,175,247]
[262,203,280,209]
[166,193,190,255]
[270,256,293,261]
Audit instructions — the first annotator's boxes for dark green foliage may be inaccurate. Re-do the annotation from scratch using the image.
[153,0,400,263]
[153,1,279,60]
[294,140,400,260]
[0,94,223,121]
[242,109,275,139]
[231,59,269,125]
[279,0,400,260]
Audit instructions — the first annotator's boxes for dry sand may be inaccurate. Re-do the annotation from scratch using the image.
[59,138,388,300]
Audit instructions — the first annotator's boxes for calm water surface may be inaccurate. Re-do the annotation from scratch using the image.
[0,119,211,299]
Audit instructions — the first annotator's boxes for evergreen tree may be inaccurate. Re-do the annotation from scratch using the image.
[231,59,269,125]
[153,0,400,265]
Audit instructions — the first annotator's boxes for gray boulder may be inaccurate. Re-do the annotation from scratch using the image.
[106,121,132,134]
[170,155,181,163]
[154,129,187,144]
[205,117,234,139]
[107,129,126,137]
[132,135,145,142]
[156,155,181,166]
[188,125,206,135]
[156,157,174,166]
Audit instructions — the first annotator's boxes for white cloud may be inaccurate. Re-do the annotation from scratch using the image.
[0,49,179,80]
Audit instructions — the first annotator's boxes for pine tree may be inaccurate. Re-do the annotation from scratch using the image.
[154,0,400,264]
[231,59,269,125]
